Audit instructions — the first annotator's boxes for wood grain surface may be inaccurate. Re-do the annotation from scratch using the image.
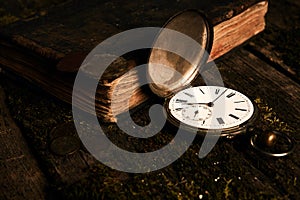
[0,87,48,200]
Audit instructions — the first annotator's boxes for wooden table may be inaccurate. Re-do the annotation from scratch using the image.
[0,0,299,199]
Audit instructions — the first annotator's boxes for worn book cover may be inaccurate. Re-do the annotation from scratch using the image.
[0,0,268,122]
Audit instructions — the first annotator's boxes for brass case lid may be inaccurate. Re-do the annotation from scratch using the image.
[148,10,213,98]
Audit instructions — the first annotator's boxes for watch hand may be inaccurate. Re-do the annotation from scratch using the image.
[194,110,199,117]
[182,102,210,105]
[181,89,228,107]
[211,88,228,104]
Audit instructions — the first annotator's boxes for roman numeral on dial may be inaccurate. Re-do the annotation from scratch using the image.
[176,99,187,103]
[226,92,236,98]
[229,114,239,120]
[175,108,183,111]
[234,101,245,103]
[199,88,205,94]
[217,117,225,124]
[184,92,194,98]
[235,108,247,111]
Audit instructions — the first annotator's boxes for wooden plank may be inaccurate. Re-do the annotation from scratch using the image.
[216,48,300,199]
[1,74,287,199]
[2,45,299,198]
[0,86,48,200]
[247,0,300,82]
[0,77,101,188]
[219,49,300,132]
[65,140,283,199]
[2,0,264,56]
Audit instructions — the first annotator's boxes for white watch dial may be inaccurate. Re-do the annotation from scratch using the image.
[168,86,254,130]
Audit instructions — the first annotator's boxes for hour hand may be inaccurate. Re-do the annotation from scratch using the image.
[182,102,213,107]
[194,110,199,117]
[182,102,207,105]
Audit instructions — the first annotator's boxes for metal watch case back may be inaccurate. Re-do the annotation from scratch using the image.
[147,10,213,98]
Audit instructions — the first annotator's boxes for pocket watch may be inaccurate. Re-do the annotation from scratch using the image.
[147,9,294,155]
[147,10,257,137]
[165,85,257,136]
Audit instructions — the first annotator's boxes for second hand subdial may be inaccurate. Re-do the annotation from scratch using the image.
[182,105,212,121]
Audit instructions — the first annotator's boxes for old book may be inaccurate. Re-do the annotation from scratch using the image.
[0,0,268,122]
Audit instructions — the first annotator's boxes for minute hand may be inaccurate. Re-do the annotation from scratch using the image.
[211,88,228,104]
[182,102,210,105]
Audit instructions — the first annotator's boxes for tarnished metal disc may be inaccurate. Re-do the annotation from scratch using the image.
[49,122,81,156]
[50,135,81,156]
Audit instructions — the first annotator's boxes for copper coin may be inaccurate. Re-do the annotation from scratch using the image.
[49,122,80,156]
[50,135,81,156]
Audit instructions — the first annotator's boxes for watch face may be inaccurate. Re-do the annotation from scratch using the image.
[167,86,254,130]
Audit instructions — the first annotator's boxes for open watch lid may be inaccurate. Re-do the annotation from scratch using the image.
[148,10,213,98]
